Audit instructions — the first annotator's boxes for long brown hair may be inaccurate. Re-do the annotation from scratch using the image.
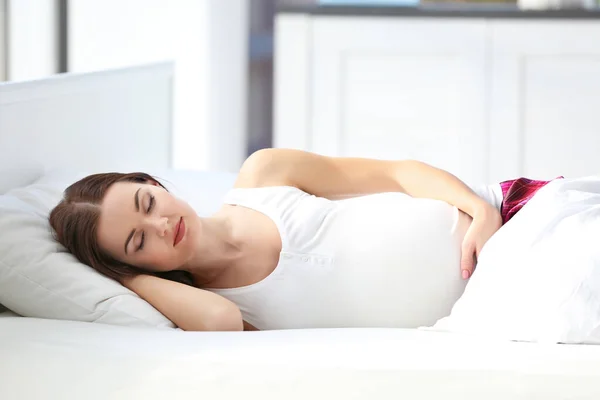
[49,172,194,286]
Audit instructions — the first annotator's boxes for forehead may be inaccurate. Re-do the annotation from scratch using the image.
[102,181,140,212]
[98,181,148,238]
[97,182,145,256]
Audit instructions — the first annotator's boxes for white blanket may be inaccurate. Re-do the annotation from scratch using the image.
[432,176,600,344]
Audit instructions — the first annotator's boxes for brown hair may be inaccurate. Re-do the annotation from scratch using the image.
[49,172,194,286]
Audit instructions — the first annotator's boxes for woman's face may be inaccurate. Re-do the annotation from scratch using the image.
[97,181,200,272]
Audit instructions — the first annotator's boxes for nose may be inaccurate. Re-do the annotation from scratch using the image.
[145,216,169,237]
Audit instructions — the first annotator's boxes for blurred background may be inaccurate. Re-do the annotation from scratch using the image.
[1,0,599,187]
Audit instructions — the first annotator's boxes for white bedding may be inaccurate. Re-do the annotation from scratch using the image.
[1,315,600,400]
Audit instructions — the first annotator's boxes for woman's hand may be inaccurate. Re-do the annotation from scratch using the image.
[460,202,503,280]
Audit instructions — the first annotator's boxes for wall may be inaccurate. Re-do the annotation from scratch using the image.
[0,0,5,81]
[205,0,249,171]
[5,0,59,81]
[67,0,249,172]
[247,0,276,154]
[2,0,249,172]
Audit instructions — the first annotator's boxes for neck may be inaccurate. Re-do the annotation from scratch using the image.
[184,213,241,284]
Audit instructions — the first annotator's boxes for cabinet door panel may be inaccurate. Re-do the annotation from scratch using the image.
[490,21,600,181]
[311,18,488,186]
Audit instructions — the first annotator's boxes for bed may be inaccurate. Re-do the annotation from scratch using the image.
[3,313,600,400]
[1,62,600,400]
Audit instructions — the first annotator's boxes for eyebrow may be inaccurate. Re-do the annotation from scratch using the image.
[124,188,142,255]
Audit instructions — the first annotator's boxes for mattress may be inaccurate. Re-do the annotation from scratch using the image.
[1,315,600,400]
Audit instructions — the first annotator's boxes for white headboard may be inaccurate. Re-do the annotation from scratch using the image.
[0,62,174,194]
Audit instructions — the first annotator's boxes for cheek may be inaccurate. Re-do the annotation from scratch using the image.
[138,243,178,271]
[175,197,196,216]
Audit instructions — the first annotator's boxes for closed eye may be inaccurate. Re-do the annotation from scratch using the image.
[137,194,156,251]
[126,189,155,255]
[138,232,145,251]
[147,194,155,213]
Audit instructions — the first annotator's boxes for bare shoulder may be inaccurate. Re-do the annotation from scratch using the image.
[233,148,297,189]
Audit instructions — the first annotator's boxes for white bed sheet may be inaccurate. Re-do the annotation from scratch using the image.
[1,316,600,400]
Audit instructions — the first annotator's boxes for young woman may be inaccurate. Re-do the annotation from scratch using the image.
[49,148,556,332]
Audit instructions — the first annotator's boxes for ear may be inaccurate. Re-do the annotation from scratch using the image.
[144,179,160,187]
[148,180,166,191]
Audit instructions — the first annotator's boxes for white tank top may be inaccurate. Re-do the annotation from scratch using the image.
[207,184,503,331]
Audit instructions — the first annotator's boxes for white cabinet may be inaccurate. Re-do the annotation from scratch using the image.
[489,21,600,182]
[275,15,600,186]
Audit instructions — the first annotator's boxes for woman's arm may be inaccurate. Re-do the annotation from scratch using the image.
[235,148,491,218]
[122,274,244,331]
[235,148,502,278]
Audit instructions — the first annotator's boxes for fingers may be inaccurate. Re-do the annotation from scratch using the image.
[460,242,475,280]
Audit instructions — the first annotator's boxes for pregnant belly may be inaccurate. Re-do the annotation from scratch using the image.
[324,194,473,328]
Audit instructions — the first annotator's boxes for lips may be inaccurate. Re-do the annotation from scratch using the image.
[173,217,185,246]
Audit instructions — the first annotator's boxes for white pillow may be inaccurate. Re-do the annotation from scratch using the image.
[427,175,600,344]
[0,165,44,195]
[0,168,237,328]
